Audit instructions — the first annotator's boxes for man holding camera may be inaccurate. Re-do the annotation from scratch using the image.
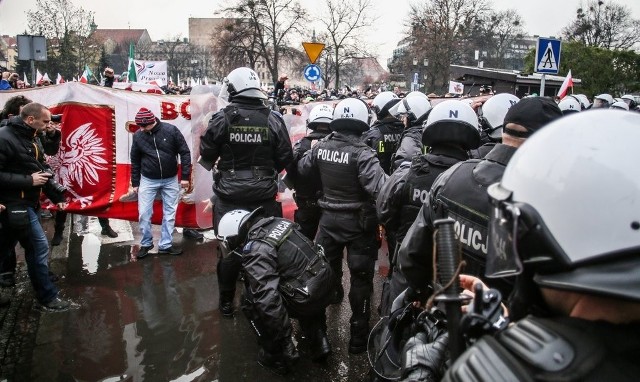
[0,102,70,310]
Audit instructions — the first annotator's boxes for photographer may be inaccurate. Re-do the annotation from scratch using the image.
[0,102,70,311]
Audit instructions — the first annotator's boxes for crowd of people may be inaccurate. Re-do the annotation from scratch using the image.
[0,63,639,380]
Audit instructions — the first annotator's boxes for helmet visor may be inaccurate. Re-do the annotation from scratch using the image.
[216,236,240,258]
[486,183,524,278]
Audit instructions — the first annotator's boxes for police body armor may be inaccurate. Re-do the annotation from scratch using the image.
[292,132,326,204]
[398,154,462,240]
[391,125,428,172]
[247,217,334,316]
[369,120,404,175]
[317,132,372,210]
[444,316,640,382]
[217,104,276,176]
[431,158,512,296]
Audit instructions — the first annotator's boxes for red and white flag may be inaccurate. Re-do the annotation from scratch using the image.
[23,72,30,87]
[56,73,65,84]
[43,73,52,83]
[557,70,573,98]
[80,68,89,83]
[36,69,44,85]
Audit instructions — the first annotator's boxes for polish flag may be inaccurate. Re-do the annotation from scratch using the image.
[23,72,30,87]
[80,68,89,83]
[557,70,573,99]
[56,73,65,84]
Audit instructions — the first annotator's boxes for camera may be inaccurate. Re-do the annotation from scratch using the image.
[51,114,62,123]
[42,168,67,200]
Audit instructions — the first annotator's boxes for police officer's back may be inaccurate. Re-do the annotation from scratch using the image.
[389,91,432,172]
[297,97,388,354]
[198,67,294,317]
[288,103,333,240]
[362,91,403,175]
[377,100,480,315]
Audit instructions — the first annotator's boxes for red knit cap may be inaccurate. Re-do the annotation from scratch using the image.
[135,107,156,126]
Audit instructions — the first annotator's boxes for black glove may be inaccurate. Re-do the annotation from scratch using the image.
[401,331,449,382]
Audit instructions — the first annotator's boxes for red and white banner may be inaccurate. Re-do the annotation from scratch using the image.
[0,83,314,228]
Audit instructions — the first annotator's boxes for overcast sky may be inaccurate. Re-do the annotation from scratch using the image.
[1,0,639,69]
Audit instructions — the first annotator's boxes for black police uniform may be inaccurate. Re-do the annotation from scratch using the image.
[199,97,294,313]
[397,144,517,299]
[240,217,333,367]
[390,124,426,173]
[441,315,640,382]
[362,118,405,175]
[290,130,328,240]
[376,146,469,315]
[297,130,387,353]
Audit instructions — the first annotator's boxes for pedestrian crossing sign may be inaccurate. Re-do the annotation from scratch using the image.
[535,37,562,74]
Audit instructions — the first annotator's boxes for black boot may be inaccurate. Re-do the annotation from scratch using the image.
[349,321,369,354]
[310,329,332,361]
[51,229,64,246]
[219,291,235,318]
[257,348,290,376]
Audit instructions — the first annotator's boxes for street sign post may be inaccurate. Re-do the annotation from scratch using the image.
[535,37,562,96]
[17,35,47,86]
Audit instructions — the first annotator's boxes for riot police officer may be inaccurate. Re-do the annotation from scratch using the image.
[289,103,333,240]
[397,97,562,300]
[474,93,519,158]
[198,67,294,317]
[401,110,640,382]
[216,208,334,375]
[362,91,403,174]
[377,100,480,315]
[388,91,432,172]
[297,98,388,354]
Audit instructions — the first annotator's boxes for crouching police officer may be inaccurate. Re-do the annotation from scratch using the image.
[298,98,388,354]
[401,110,640,381]
[199,67,294,317]
[216,208,334,375]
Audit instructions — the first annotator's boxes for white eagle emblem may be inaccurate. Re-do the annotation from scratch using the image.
[51,122,108,208]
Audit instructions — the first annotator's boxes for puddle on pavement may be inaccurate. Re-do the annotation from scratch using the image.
[29,228,383,381]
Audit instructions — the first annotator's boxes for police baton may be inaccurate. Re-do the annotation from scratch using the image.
[433,218,469,362]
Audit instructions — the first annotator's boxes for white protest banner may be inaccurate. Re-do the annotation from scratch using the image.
[133,60,168,85]
[448,81,464,95]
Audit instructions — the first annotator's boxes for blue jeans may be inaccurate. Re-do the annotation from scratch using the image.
[138,175,180,250]
[0,207,58,303]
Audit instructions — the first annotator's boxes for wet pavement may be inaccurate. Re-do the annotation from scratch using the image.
[0,215,390,381]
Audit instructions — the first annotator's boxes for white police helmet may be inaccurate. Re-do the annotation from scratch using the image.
[329,97,372,133]
[389,91,429,117]
[593,93,614,108]
[574,94,591,110]
[611,101,630,111]
[398,96,432,125]
[486,110,640,302]
[306,103,334,130]
[216,208,264,255]
[371,91,401,118]
[422,100,480,150]
[479,93,520,139]
[224,67,267,100]
[558,96,582,115]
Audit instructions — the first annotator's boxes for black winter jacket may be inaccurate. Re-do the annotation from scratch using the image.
[130,120,191,187]
[0,116,63,207]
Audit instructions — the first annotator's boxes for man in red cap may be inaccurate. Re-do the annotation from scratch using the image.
[130,107,192,258]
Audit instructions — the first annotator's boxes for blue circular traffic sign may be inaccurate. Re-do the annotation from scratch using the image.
[303,64,321,82]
